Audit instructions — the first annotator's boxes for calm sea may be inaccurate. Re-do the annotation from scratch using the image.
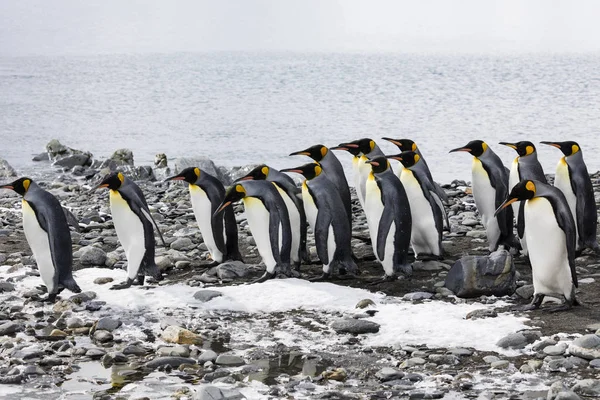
[1,52,599,183]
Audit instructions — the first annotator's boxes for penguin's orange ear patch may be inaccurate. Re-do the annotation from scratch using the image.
[314,164,322,176]
[194,168,200,178]
[411,142,417,152]
[525,181,536,194]
[117,172,124,184]
[235,184,246,194]
[481,142,488,152]
[22,179,30,191]
[320,146,327,157]
[572,144,580,154]
[261,166,269,176]
[525,145,534,155]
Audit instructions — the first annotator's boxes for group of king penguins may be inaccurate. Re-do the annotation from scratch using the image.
[1,138,597,312]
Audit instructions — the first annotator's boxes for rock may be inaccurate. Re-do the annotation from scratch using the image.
[483,356,500,364]
[94,330,114,343]
[496,331,541,349]
[93,277,114,285]
[66,317,84,329]
[0,158,17,178]
[216,261,250,279]
[572,379,600,397]
[170,237,194,251]
[409,392,444,400]
[0,321,23,335]
[155,153,168,168]
[123,344,149,356]
[401,358,426,368]
[50,329,67,337]
[174,157,219,178]
[162,325,203,345]
[554,392,581,400]
[516,284,534,299]
[356,299,376,309]
[490,360,509,369]
[198,350,218,363]
[331,319,380,334]
[32,152,50,162]
[466,309,497,320]
[413,260,450,271]
[218,164,262,186]
[70,291,97,303]
[568,334,600,360]
[589,359,600,368]
[215,354,245,366]
[0,281,15,292]
[146,357,197,370]
[96,317,121,332]
[193,290,223,302]
[53,154,91,169]
[544,343,568,356]
[86,348,107,359]
[156,255,174,271]
[79,246,107,266]
[193,385,246,400]
[109,148,134,166]
[403,292,434,301]
[444,250,516,297]
[45,139,69,159]
[375,367,404,382]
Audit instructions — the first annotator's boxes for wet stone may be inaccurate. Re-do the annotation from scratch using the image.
[198,350,218,363]
[193,290,223,302]
[331,319,380,334]
[355,299,376,309]
[193,385,246,400]
[215,354,245,366]
[93,330,114,343]
[544,343,568,356]
[145,356,197,370]
[496,331,541,349]
[409,392,445,400]
[569,334,600,360]
[96,317,121,332]
[375,367,404,382]
[466,309,497,320]
[589,359,600,368]
[93,277,114,285]
[66,317,84,329]
[403,292,434,301]
[490,360,509,369]
[572,379,600,397]
[0,321,23,335]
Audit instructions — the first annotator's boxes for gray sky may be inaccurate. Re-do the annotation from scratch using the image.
[1,0,600,56]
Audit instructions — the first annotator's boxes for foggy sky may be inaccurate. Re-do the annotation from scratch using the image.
[1,0,600,56]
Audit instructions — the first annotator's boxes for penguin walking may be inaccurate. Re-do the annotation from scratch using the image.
[363,156,412,281]
[541,141,599,254]
[164,167,243,265]
[450,140,516,252]
[290,145,353,226]
[215,180,294,282]
[236,164,306,269]
[1,178,81,302]
[387,152,443,260]
[499,141,547,255]
[496,180,578,311]
[280,163,359,280]
[92,172,165,289]
[331,138,385,210]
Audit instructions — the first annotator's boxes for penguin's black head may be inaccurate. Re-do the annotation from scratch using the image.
[540,141,581,156]
[366,156,390,174]
[164,167,200,184]
[94,172,124,191]
[387,151,421,168]
[0,177,33,196]
[499,141,536,157]
[331,138,375,156]
[280,163,322,180]
[215,184,247,216]
[382,137,417,152]
[289,145,328,162]
[449,140,488,157]
[495,180,537,216]
[236,165,270,182]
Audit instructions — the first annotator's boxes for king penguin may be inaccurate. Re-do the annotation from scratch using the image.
[93,172,165,289]
[290,144,353,226]
[236,164,306,268]
[496,180,578,311]
[541,141,599,254]
[164,167,243,265]
[363,156,412,281]
[450,140,516,252]
[499,141,547,256]
[382,137,450,232]
[387,152,444,260]
[215,180,295,282]
[280,163,359,280]
[1,177,81,302]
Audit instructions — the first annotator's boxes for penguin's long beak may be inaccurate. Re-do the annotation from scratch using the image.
[89,183,108,193]
[386,154,403,161]
[289,150,310,156]
[163,175,185,182]
[499,142,517,149]
[494,198,518,217]
[329,146,347,151]
[214,201,232,216]
[279,168,303,174]
[0,184,14,190]
[381,137,401,146]
[365,160,379,166]
[449,146,471,153]
[235,176,255,182]
[540,141,561,149]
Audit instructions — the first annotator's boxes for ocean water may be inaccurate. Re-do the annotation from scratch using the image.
[1,52,599,183]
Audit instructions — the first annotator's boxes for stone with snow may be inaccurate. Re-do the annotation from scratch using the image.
[146,357,197,370]
[444,250,516,298]
[496,331,541,349]
[215,354,245,366]
[331,319,380,334]
[96,317,121,332]
[375,367,404,382]
[568,334,600,360]
[174,157,219,178]
[193,385,246,400]
[403,292,434,301]
[572,379,600,397]
[193,290,223,302]
[162,325,203,345]
[0,158,17,178]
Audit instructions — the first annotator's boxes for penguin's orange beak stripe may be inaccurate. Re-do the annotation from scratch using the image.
[494,198,518,217]
[166,176,185,181]
[280,169,303,174]
[386,156,403,161]
[289,151,310,156]
[237,176,254,181]
[449,147,470,153]
[0,185,14,190]
[499,142,517,149]
[215,201,232,215]
[382,137,400,145]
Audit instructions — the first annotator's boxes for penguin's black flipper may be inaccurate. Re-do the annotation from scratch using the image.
[223,207,244,262]
[569,163,599,251]
[62,207,81,232]
[140,208,167,247]
[432,181,449,203]
[517,201,526,239]
[313,209,333,267]
[551,192,578,288]
[376,205,393,262]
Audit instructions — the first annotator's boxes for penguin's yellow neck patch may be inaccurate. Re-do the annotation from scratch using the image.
[559,156,568,166]
[368,172,375,181]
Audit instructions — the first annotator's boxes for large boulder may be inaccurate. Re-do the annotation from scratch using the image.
[444,250,516,298]
[109,148,134,166]
[0,158,17,178]
[53,154,92,170]
[45,139,92,164]
[173,157,219,178]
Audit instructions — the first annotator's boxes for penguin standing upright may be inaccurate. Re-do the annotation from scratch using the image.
[1,178,81,302]
[92,172,165,289]
[164,167,243,265]
[215,180,294,282]
[331,138,385,210]
[541,141,599,254]
[450,140,516,252]
[236,164,306,268]
[382,137,450,231]
[499,141,547,255]
[387,152,443,259]
[280,163,359,280]
[496,180,578,311]
[363,156,412,281]
[290,144,352,226]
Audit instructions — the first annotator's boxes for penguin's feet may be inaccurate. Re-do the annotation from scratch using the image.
[309,273,331,282]
[251,272,276,284]
[134,275,145,286]
[110,278,134,290]
[368,275,396,286]
[206,260,221,268]
[513,294,544,311]
[41,293,58,303]
[35,285,48,293]
[546,303,573,313]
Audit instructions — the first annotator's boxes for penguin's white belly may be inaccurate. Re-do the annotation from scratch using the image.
[243,197,277,272]
[472,159,500,251]
[110,191,146,279]
[302,184,318,231]
[323,226,336,273]
[554,160,578,246]
[401,170,439,256]
[275,185,301,263]
[509,159,527,253]
[189,185,223,262]
[525,198,573,299]
[22,200,56,293]
[364,177,384,262]
[352,157,365,208]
